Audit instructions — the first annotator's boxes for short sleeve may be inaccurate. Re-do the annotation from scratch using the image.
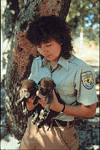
[28,59,36,80]
[74,64,98,106]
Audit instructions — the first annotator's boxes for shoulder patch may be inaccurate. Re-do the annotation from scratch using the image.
[81,71,94,90]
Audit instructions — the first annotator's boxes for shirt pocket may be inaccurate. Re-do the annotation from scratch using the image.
[56,83,75,98]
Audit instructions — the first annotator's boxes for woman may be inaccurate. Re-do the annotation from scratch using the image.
[19,15,98,150]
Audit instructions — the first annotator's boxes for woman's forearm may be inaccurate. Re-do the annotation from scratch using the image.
[51,102,97,118]
[36,90,97,119]
[63,104,96,118]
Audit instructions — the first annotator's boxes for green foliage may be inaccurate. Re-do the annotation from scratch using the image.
[66,0,99,46]
[84,25,99,46]
[66,0,99,28]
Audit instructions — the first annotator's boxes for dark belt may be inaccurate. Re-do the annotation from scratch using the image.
[50,120,74,128]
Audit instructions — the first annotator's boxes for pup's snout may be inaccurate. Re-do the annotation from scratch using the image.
[40,88,47,96]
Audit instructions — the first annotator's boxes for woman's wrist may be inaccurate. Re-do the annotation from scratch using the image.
[51,103,64,112]
[60,104,65,113]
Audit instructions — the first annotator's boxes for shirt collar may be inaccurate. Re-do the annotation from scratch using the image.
[41,55,74,71]
[58,55,75,70]
[58,57,69,71]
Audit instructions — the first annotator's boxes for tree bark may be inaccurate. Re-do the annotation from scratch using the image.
[4,0,71,139]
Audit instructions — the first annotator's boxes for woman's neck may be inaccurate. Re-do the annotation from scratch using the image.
[50,57,60,69]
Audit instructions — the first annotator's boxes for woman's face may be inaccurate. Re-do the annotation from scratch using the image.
[37,39,62,61]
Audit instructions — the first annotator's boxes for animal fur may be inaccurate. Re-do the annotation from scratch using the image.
[15,79,37,115]
[31,77,65,129]
[15,78,65,128]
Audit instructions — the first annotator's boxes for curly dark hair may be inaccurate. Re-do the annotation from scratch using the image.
[26,15,73,59]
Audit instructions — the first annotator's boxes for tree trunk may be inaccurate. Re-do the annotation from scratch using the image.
[80,26,83,53]
[79,0,84,53]
[4,0,71,139]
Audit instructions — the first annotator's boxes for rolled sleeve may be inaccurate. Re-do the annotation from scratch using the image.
[75,64,98,106]
[28,59,36,80]
[28,59,40,83]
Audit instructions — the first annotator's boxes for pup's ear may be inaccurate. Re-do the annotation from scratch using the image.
[21,79,26,85]
[38,80,41,85]
[53,82,56,87]
[35,84,38,90]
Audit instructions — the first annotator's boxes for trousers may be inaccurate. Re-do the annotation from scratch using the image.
[19,116,79,150]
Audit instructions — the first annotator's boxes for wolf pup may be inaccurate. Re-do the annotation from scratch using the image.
[15,79,37,115]
[32,77,65,129]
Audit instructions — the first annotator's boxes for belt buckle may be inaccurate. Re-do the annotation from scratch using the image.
[66,121,73,129]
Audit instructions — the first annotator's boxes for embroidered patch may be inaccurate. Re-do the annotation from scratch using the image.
[81,71,94,90]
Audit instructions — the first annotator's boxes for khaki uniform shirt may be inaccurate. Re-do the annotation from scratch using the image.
[28,54,98,121]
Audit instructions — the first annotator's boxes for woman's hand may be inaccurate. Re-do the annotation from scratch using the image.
[26,95,38,111]
[36,90,63,112]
